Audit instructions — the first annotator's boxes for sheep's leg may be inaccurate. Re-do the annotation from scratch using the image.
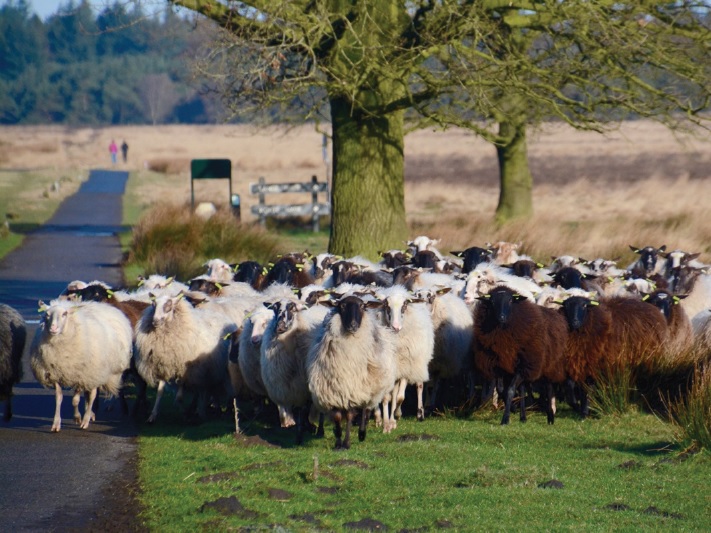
[80,388,98,429]
[51,383,63,432]
[394,378,407,419]
[147,380,166,423]
[295,405,307,446]
[545,381,555,425]
[373,403,383,428]
[72,388,82,424]
[381,391,392,433]
[132,374,149,418]
[426,379,438,413]
[358,407,370,442]
[501,375,523,425]
[518,380,527,423]
[416,381,425,421]
[316,412,325,438]
[196,390,208,420]
[342,409,353,450]
[564,378,580,413]
[84,389,97,422]
[278,404,296,428]
[332,409,343,449]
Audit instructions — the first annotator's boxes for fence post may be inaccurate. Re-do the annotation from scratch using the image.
[258,176,266,228]
[311,175,320,233]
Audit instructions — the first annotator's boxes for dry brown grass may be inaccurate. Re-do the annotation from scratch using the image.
[1,121,710,263]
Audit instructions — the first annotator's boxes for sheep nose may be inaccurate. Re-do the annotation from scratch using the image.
[251,335,262,344]
[392,323,402,332]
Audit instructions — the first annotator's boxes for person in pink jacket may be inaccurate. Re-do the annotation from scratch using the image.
[109,139,118,165]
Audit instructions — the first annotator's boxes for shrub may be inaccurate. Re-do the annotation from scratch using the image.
[667,364,711,451]
[128,203,281,282]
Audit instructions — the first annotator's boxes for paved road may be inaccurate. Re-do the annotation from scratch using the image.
[0,170,141,531]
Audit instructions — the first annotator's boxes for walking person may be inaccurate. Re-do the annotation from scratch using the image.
[109,139,118,165]
[121,140,128,163]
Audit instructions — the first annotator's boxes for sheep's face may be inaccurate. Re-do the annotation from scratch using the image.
[234,261,262,285]
[554,267,584,290]
[205,259,234,283]
[454,247,492,274]
[379,250,410,269]
[152,296,177,326]
[267,258,297,286]
[391,266,418,288]
[250,308,274,344]
[382,294,408,332]
[643,290,685,321]
[189,278,223,297]
[560,296,596,331]
[331,296,382,335]
[44,306,71,336]
[273,301,301,335]
[510,260,537,279]
[481,287,524,326]
[630,245,666,274]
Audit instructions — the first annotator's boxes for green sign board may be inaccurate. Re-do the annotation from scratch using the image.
[190,159,233,210]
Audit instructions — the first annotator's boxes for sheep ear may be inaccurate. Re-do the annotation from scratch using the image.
[673,295,688,303]
[629,245,640,254]
[365,300,384,309]
[436,287,452,296]
[658,245,667,253]
[38,301,49,313]
[450,251,463,257]
[148,292,156,301]
[319,299,338,308]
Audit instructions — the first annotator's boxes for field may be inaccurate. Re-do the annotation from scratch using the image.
[2,122,711,530]
[2,121,711,262]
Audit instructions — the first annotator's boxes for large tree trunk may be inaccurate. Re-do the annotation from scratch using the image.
[495,118,533,224]
[328,95,409,258]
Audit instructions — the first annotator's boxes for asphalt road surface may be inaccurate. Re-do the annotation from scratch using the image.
[0,170,144,531]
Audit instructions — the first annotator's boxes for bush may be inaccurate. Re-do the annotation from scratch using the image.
[668,364,711,451]
[128,203,281,282]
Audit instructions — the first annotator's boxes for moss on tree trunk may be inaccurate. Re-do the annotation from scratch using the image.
[328,95,408,258]
[495,118,533,224]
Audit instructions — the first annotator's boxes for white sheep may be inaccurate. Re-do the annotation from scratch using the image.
[132,274,189,302]
[1,303,27,422]
[407,236,444,260]
[307,295,397,449]
[374,285,434,431]
[30,300,132,432]
[204,258,235,283]
[414,287,475,411]
[133,292,234,423]
[261,299,329,442]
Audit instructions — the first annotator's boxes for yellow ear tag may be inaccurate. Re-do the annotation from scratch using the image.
[673,296,680,304]
[589,300,599,306]
[268,262,274,268]
[223,332,233,341]
[107,289,114,299]
[262,268,269,275]
[642,294,650,301]
[536,263,545,268]
[215,283,223,290]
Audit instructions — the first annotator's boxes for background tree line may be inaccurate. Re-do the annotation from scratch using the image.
[0,0,226,124]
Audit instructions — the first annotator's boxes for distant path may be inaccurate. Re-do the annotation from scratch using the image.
[0,170,144,531]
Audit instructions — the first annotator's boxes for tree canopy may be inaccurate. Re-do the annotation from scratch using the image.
[174,0,711,255]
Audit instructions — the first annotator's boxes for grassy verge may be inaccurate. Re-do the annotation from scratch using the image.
[137,401,710,531]
[0,169,86,260]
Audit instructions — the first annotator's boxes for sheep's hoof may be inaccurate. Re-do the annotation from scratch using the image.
[51,425,61,432]
[417,408,425,421]
[358,429,367,442]
[73,416,81,424]
[147,415,156,424]
[316,427,324,438]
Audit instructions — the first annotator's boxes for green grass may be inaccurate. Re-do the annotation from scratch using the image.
[137,400,710,531]
[0,169,86,260]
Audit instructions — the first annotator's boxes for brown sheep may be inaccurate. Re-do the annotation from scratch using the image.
[642,290,693,357]
[473,285,568,425]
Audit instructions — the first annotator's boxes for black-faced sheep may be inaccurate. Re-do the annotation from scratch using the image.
[0,303,27,421]
[233,260,266,290]
[265,253,315,288]
[307,295,397,449]
[133,292,234,423]
[642,289,693,356]
[450,246,493,274]
[473,285,568,425]
[627,244,667,279]
[30,300,132,431]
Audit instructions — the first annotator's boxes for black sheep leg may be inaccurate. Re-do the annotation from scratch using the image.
[342,409,353,450]
[519,379,527,423]
[545,380,555,425]
[501,374,523,425]
[332,409,343,449]
[358,407,370,442]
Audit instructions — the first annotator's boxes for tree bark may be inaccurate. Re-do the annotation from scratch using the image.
[495,117,533,224]
[328,95,408,258]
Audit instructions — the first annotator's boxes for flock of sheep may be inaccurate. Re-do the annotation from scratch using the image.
[2,236,711,449]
